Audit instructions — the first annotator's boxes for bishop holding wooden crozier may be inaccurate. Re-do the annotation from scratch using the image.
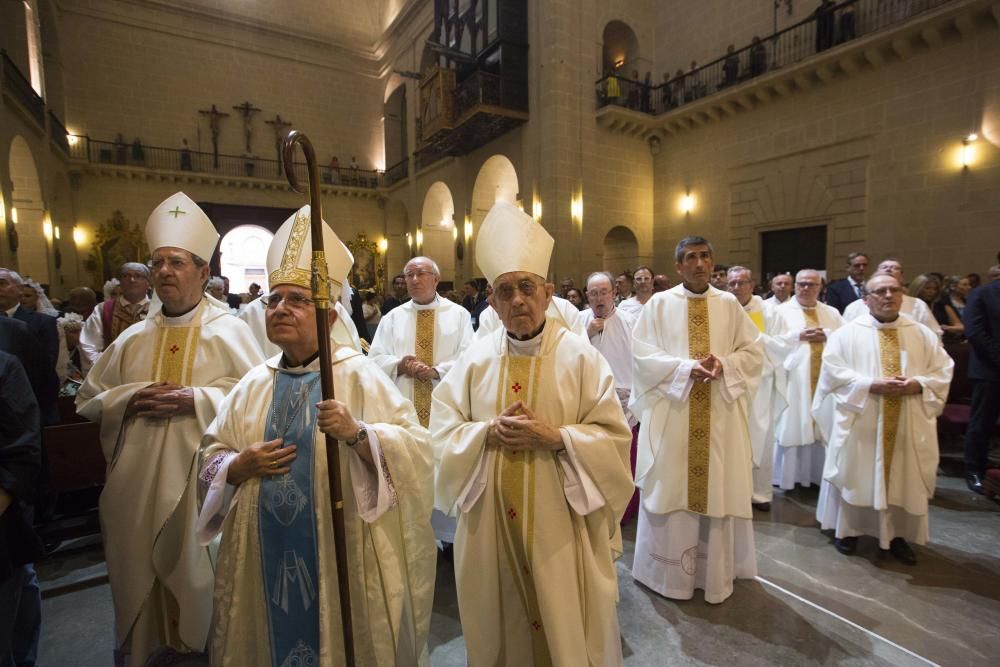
[432,202,634,665]
[196,206,436,666]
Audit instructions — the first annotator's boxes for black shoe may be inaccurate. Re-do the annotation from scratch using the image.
[834,536,857,555]
[967,473,985,495]
[753,502,771,512]
[889,537,917,565]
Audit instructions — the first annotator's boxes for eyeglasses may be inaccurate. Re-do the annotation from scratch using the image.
[494,279,543,301]
[150,257,192,271]
[264,292,313,310]
[403,270,435,280]
[868,286,903,297]
[587,288,613,298]
[727,279,752,287]
[795,282,820,288]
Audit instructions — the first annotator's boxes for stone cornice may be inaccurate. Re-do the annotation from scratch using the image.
[69,161,382,199]
[596,0,1000,143]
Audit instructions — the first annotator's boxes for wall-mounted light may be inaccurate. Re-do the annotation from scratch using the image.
[6,205,17,253]
[416,229,423,248]
[961,133,978,169]
[67,134,79,147]
[451,226,458,241]
[43,215,53,241]
[570,195,583,224]
[73,226,86,246]
[464,215,473,241]
[10,207,17,225]
[54,225,61,240]
[378,237,388,253]
[679,193,696,215]
[406,232,412,248]
[532,199,542,221]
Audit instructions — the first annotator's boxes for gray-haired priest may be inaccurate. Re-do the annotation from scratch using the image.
[813,272,953,564]
[76,192,265,665]
[630,236,763,604]
[432,202,634,665]
[195,206,436,666]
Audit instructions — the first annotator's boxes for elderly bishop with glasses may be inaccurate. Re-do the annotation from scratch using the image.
[195,207,436,665]
[431,202,634,665]
[813,272,952,564]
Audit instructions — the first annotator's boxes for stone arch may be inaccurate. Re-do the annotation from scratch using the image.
[602,225,639,274]
[420,181,456,283]
[8,135,48,283]
[219,224,274,294]
[601,20,640,77]
[468,154,519,279]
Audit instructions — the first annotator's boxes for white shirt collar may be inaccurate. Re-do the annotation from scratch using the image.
[4,304,19,317]
[411,295,440,311]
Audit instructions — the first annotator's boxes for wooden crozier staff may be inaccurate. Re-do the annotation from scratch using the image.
[281,130,355,665]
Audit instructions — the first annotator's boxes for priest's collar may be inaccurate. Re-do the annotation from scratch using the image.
[507,318,546,343]
[868,313,902,328]
[161,299,202,324]
[411,295,440,310]
[681,283,712,298]
[281,350,321,369]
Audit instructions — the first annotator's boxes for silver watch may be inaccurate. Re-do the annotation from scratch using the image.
[347,425,368,447]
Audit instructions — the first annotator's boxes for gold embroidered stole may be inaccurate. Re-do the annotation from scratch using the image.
[111,298,147,343]
[492,354,551,665]
[877,328,902,491]
[150,303,203,385]
[412,309,436,427]
[687,297,711,514]
[802,308,824,395]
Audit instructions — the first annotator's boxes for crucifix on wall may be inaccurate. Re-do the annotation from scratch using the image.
[265,114,293,174]
[198,103,230,168]
[232,100,262,154]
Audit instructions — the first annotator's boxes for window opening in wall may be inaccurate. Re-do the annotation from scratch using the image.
[23,0,45,97]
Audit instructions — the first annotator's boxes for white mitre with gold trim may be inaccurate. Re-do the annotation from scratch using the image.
[267,206,353,301]
[476,201,553,284]
[145,192,219,261]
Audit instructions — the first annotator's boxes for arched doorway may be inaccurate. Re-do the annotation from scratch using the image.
[601,21,640,77]
[9,135,48,284]
[219,225,274,294]
[469,155,519,280]
[420,181,455,284]
[603,225,639,275]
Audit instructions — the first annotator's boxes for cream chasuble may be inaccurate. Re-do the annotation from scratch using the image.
[843,293,943,337]
[812,315,952,519]
[196,347,436,666]
[741,296,785,504]
[76,299,264,663]
[432,322,633,666]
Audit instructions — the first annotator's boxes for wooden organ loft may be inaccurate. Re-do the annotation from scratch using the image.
[416,0,528,170]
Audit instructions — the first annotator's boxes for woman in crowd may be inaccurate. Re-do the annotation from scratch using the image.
[908,273,942,308]
[935,274,971,342]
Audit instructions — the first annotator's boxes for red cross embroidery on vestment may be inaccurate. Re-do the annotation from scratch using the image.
[169,344,180,354]
[507,507,517,520]
[512,382,522,393]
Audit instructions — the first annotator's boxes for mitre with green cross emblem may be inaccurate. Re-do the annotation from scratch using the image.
[266,205,354,300]
[145,191,219,261]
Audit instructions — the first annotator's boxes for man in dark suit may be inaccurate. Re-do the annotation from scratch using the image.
[825,251,869,313]
[0,269,59,426]
[963,277,1000,494]
[0,350,44,667]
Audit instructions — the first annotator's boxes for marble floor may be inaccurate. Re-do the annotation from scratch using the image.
[36,475,1000,666]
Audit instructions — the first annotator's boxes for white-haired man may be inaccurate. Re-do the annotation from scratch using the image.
[727,266,784,511]
[76,192,264,664]
[770,269,844,491]
[369,255,474,544]
[843,258,942,336]
[432,202,633,664]
[196,206,436,664]
[582,270,640,521]
[814,273,952,563]
[79,261,151,374]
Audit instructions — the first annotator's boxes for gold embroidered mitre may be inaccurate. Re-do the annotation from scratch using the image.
[266,206,354,299]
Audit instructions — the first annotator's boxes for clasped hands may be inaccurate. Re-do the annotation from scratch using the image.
[486,401,563,452]
[691,354,723,384]
[869,376,922,396]
[398,355,439,381]
[126,382,195,419]
[799,327,827,343]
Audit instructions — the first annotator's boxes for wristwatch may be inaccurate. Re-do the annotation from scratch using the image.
[346,425,369,448]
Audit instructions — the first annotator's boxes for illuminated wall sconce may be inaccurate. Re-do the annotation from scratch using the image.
[532,199,542,221]
[451,226,458,241]
[378,237,388,253]
[416,229,423,248]
[6,206,17,253]
[679,193,696,215]
[464,215,473,241]
[73,226,86,246]
[961,133,978,169]
[570,195,583,224]
[67,134,79,147]
[43,215,53,241]
[406,232,413,249]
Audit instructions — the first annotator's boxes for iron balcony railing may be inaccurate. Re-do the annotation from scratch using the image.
[1,48,45,124]
[69,137,385,188]
[384,157,409,187]
[596,0,956,115]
